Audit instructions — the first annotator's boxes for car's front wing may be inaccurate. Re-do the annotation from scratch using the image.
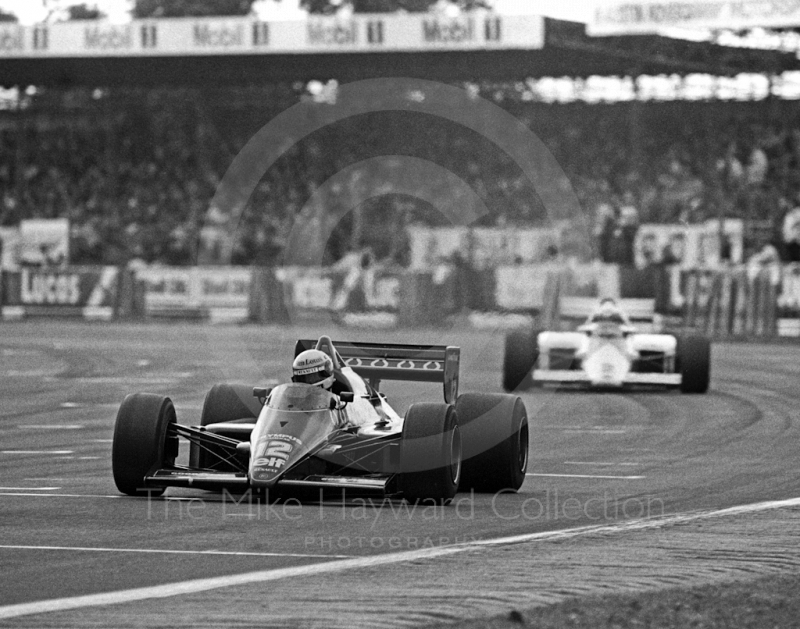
[144,468,392,495]
[532,369,681,386]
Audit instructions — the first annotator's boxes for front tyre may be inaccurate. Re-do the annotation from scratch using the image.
[457,393,529,493]
[112,393,177,497]
[190,383,262,470]
[677,335,711,394]
[399,403,461,505]
[503,330,539,392]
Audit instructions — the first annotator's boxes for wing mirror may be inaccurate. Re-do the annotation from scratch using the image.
[330,391,354,410]
[253,387,271,405]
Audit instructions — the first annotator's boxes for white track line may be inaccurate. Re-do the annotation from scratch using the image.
[564,462,639,467]
[0,487,60,491]
[563,429,627,434]
[528,473,646,480]
[0,545,349,559]
[0,493,121,499]
[1,496,799,621]
[1,450,74,455]
[25,425,84,430]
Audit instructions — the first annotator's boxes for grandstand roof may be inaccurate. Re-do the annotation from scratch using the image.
[2,18,799,87]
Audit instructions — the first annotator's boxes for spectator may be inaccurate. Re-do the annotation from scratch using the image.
[4,84,800,267]
[782,200,800,262]
[662,232,687,266]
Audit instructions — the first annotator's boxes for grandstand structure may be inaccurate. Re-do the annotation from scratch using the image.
[2,9,800,269]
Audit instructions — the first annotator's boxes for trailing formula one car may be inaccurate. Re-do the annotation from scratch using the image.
[112,336,529,504]
[503,298,711,394]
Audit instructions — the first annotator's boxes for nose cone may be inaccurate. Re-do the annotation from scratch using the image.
[584,343,630,386]
[249,434,305,488]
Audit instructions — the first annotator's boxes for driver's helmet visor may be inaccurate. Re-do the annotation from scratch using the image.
[592,313,624,323]
[293,370,331,386]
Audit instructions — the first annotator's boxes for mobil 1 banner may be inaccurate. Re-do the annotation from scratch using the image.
[1,266,119,320]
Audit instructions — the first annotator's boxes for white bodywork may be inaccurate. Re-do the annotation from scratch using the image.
[534,318,680,388]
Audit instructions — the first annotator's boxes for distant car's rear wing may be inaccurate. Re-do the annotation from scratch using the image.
[295,337,460,404]
[560,297,656,322]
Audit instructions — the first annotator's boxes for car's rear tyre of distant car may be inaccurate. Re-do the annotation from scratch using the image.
[503,330,538,392]
[190,383,262,470]
[677,335,711,394]
[112,393,177,497]
[456,393,529,493]
[399,403,461,505]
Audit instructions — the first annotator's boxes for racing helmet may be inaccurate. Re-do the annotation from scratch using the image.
[593,298,624,323]
[599,298,619,314]
[292,349,335,390]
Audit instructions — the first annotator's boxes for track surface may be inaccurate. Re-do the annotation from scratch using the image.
[1,321,799,623]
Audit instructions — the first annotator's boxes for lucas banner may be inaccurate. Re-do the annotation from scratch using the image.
[1,266,119,320]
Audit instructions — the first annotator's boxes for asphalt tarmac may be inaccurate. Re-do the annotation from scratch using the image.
[1,321,798,626]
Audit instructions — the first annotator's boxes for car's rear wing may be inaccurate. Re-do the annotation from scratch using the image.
[560,297,662,332]
[561,297,656,321]
[295,337,460,404]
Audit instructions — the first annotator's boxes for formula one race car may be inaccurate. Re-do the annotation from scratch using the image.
[112,336,529,504]
[503,298,710,394]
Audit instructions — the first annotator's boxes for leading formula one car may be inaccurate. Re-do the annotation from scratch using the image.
[113,336,529,504]
[503,298,710,394]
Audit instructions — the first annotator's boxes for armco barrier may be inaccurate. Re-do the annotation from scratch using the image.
[1,266,136,320]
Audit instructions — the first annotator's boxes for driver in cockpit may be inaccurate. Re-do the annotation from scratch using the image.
[587,298,632,326]
[291,349,336,391]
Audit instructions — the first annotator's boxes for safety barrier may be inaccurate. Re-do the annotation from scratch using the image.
[2,263,798,337]
[492,263,799,338]
[0,266,140,321]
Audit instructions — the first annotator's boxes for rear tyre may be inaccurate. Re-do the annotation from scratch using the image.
[112,393,177,497]
[399,404,461,505]
[677,335,711,394]
[457,393,529,493]
[190,383,262,470]
[502,330,538,392]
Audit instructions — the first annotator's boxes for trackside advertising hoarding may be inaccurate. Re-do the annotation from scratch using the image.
[588,0,800,36]
[137,267,252,321]
[1,266,119,320]
[277,266,400,326]
[0,12,543,58]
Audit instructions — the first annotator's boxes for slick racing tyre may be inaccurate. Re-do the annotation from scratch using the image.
[677,335,711,394]
[399,403,461,505]
[503,329,539,392]
[190,383,262,470]
[456,393,529,493]
[112,393,177,497]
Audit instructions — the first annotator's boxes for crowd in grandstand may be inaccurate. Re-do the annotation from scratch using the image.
[3,84,800,266]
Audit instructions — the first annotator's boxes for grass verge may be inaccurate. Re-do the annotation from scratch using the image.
[430,572,800,629]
